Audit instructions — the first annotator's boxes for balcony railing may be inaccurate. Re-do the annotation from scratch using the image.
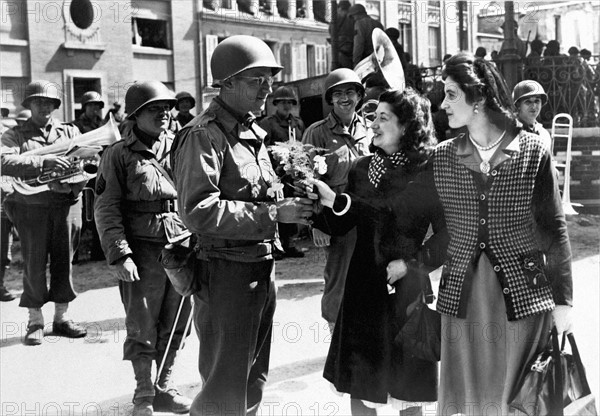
[406,58,600,128]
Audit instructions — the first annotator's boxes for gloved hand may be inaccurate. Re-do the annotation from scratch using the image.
[552,305,574,335]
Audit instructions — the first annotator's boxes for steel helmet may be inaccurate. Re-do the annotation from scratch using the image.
[81,91,105,109]
[175,91,196,110]
[512,80,547,106]
[210,35,283,88]
[271,86,297,105]
[323,68,365,105]
[125,81,177,119]
[348,4,366,16]
[15,109,32,122]
[22,80,62,109]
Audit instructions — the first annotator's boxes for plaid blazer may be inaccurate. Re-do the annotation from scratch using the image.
[432,130,572,321]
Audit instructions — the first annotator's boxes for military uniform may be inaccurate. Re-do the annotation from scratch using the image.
[1,119,82,309]
[302,111,370,324]
[172,98,279,415]
[94,124,191,363]
[72,113,105,134]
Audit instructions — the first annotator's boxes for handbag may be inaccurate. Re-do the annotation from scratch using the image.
[509,327,598,416]
[158,235,199,297]
[394,273,441,362]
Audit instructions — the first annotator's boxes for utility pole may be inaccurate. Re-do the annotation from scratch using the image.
[498,1,520,90]
[330,1,339,70]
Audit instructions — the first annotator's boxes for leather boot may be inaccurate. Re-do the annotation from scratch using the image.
[131,359,154,416]
[153,351,192,414]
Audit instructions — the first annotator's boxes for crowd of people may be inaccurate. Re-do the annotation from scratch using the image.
[1,33,576,416]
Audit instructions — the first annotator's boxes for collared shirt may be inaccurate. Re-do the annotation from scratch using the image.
[302,111,370,191]
[94,126,187,264]
[259,112,305,146]
[1,118,81,205]
[172,99,279,243]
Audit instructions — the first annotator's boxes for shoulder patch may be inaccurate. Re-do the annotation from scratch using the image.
[95,174,106,195]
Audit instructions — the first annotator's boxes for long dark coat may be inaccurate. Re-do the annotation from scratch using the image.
[319,153,444,404]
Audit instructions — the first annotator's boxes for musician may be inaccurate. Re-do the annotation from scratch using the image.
[94,80,192,416]
[1,80,87,345]
[259,85,306,259]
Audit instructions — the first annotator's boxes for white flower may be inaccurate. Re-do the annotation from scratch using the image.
[313,155,327,175]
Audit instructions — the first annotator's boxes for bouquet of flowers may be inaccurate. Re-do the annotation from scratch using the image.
[267,140,328,201]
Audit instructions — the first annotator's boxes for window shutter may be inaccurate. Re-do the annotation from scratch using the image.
[315,45,327,75]
[206,35,219,87]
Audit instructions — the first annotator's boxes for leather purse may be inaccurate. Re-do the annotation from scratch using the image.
[509,327,598,416]
[394,275,441,362]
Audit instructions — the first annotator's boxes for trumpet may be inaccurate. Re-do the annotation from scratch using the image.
[10,114,120,195]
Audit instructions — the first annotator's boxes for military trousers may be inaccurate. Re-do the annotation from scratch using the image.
[191,258,276,416]
[119,239,191,361]
[5,201,81,308]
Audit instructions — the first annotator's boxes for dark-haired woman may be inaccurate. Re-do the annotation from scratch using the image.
[312,53,573,415]
[317,89,445,415]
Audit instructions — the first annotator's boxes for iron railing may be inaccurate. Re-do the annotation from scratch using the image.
[406,58,600,128]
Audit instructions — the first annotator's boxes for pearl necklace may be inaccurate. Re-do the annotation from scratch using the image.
[469,130,506,151]
[470,130,506,174]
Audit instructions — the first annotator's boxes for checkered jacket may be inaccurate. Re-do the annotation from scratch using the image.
[433,131,559,321]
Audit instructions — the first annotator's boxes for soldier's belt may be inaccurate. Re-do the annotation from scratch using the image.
[121,199,178,213]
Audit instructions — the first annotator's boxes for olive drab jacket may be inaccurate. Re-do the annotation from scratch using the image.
[94,126,188,265]
[1,118,81,206]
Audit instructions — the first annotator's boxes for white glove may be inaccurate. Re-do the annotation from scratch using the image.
[552,305,574,335]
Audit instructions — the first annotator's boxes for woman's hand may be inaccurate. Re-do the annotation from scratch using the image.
[308,179,336,208]
[312,228,331,247]
[552,305,574,335]
[386,259,408,285]
[109,256,140,282]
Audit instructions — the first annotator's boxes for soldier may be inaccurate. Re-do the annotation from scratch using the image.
[302,69,371,332]
[171,35,314,415]
[329,0,354,69]
[174,91,196,127]
[73,91,105,133]
[348,3,384,67]
[259,85,306,259]
[1,80,87,345]
[94,81,192,416]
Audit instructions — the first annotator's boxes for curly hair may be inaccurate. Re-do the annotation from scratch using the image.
[377,88,437,158]
[442,52,517,130]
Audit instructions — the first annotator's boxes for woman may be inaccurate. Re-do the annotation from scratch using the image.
[313,53,573,415]
[316,89,444,415]
[512,80,552,151]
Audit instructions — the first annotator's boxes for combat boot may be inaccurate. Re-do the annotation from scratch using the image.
[131,358,155,416]
[153,351,192,414]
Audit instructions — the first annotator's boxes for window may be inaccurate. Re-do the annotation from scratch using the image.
[313,1,328,23]
[457,1,468,51]
[293,44,308,80]
[366,1,381,21]
[277,0,290,19]
[203,0,233,10]
[131,1,171,49]
[428,26,441,66]
[0,77,28,114]
[398,1,413,54]
[205,35,219,87]
[72,78,101,119]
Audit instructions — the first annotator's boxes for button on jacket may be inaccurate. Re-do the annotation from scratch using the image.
[302,112,370,192]
[94,127,187,264]
[171,100,279,245]
[1,118,81,206]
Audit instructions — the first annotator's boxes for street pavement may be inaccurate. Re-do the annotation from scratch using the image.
[1,254,598,416]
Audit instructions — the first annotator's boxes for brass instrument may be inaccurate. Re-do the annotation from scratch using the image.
[10,114,121,195]
[353,28,405,91]
[551,113,582,215]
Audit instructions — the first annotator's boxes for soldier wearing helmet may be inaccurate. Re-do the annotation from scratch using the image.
[72,91,105,134]
[1,80,87,344]
[174,91,196,127]
[171,35,313,415]
[94,80,192,415]
[302,68,370,331]
[258,86,306,259]
[512,80,552,152]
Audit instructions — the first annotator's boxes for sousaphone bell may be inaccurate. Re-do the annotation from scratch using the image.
[353,28,405,91]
